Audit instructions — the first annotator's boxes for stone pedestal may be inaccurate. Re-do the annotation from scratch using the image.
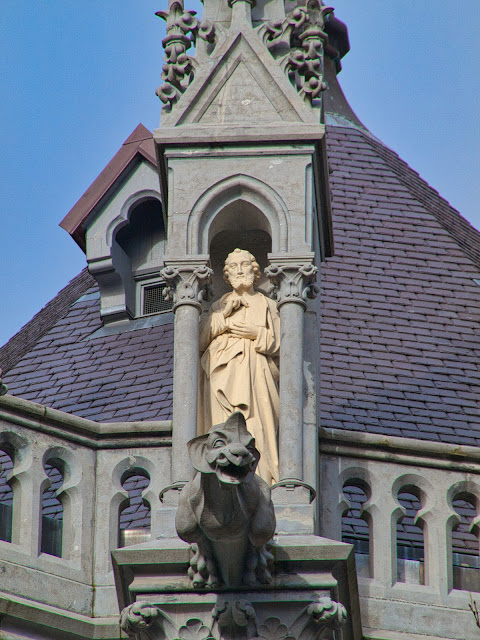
[112,536,362,640]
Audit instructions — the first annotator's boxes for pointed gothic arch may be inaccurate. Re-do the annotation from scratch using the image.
[187,174,290,256]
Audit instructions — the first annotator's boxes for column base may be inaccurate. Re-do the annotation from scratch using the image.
[272,480,316,535]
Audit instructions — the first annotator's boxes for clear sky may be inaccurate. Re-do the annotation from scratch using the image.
[1,1,479,347]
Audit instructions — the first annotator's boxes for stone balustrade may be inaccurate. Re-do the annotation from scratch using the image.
[319,428,480,640]
[0,394,172,635]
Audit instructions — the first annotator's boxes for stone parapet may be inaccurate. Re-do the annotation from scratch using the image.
[319,427,480,640]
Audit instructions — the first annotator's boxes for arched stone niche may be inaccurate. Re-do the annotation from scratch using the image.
[115,196,165,274]
[187,175,288,297]
[209,207,272,298]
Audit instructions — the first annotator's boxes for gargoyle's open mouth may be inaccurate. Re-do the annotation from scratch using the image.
[215,460,256,484]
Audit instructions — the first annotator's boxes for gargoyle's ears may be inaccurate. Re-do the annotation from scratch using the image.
[224,411,247,432]
[187,433,213,474]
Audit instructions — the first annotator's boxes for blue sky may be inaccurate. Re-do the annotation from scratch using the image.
[1,1,479,347]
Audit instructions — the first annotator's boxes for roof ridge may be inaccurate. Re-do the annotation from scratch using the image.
[345,126,480,270]
[123,123,153,146]
[124,135,152,144]
[59,124,156,251]
[0,268,96,374]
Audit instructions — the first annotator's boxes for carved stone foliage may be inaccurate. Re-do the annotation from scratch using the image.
[259,0,333,102]
[155,0,215,110]
[177,619,214,640]
[120,602,159,636]
[119,596,347,640]
[160,263,213,310]
[213,599,257,639]
[265,262,318,308]
[307,598,348,629]
[251,618,295,640]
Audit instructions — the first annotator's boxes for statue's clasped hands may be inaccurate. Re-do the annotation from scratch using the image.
[223,295,259,340]
[227,319,259,340]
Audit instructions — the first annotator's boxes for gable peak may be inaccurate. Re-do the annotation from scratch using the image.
[154,0,343,121]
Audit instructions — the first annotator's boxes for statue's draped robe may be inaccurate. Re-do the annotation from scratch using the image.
[199,291,280,484]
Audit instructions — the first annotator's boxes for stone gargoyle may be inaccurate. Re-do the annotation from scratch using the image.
[176,412,276,588]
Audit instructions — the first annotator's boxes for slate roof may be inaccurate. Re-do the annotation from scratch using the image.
[1,284,173,422]
[2,124,480,447]
[0,269,95,374]
[320,126,480,446]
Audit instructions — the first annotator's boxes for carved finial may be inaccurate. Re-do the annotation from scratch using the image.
[260,0,334,102]
[155,0,216,110]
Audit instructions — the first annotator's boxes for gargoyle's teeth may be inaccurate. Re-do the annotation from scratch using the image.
[216,461,252,481]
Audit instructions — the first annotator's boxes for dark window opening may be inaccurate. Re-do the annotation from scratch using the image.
[118,471,151,548]
[40,462,64,557]
[0,449,14,543]
[396,489,424,585]
[342,481,371,578]
[452,494,479,592]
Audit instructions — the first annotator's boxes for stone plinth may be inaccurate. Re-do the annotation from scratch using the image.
[112,535,362,640]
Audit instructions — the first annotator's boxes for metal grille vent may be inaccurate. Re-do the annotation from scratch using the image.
[143,283,173,315]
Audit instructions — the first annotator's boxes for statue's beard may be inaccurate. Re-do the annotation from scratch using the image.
[229,272,255,291]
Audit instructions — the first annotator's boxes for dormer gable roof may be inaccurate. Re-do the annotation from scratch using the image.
[59,123,156,251]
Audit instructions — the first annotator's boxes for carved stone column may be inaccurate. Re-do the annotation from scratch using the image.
[161,259,212,484]
[266,255,318,482]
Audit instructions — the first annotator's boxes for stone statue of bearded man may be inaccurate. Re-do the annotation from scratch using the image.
[199,249,280,484]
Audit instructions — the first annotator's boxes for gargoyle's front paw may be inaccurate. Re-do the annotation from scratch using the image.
[244,543,260,586]
[249,543,274,585]
[189,543,220,588]
[206,573,221,588]
[192,572,207,588]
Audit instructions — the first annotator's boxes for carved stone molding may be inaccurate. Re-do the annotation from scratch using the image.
[265,259,318,309]
[259,0,333,103]
[119,596,347,640]
[160,262,213,310]
[155,0,215,110]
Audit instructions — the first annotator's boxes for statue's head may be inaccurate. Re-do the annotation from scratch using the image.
[187,412,260,485]
[223,248,261,290]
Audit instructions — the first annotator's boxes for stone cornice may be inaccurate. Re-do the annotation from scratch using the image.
[320,427,480,472]
[0,589,121,639]
[0,395,172,449]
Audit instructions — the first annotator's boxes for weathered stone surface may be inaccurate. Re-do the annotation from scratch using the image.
[176,413,276,588]
[113,534,360,640]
